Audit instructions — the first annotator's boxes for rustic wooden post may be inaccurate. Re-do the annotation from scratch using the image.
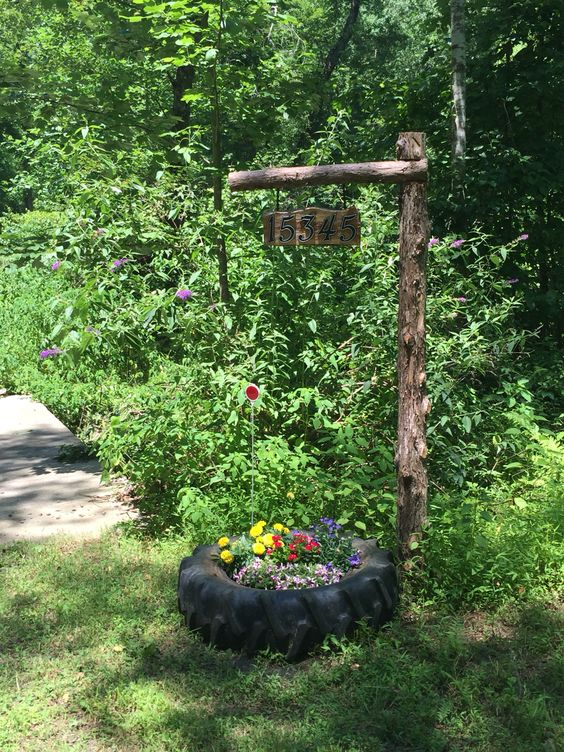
[395,132,430,562]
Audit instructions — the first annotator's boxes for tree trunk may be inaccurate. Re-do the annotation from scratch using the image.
[211,0,230,303]
[451,0,466,185]
[395,132,430,562]
[302,0,362,145]
[170,64,195,131]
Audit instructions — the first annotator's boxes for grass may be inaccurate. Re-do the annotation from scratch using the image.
[0,531,562,752]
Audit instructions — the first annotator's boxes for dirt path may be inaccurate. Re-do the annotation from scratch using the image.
[0,395,135,544]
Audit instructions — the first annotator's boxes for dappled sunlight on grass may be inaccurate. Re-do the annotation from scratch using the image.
[1,534,562,752]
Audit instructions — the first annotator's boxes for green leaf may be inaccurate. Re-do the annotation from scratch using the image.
[308,319,317,334]
[354,521,366,531]
[142,308,157,328]
[462,415,472,433]
[188,270,201,285]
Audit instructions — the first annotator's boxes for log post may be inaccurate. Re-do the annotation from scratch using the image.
[395,132,430,562]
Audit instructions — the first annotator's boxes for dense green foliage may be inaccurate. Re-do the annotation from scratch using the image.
[0,0,562,608]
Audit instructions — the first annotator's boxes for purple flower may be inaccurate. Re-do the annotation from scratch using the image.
[85,326,100,335]
[428,237,440,247]
[175,289,193,300]
[454,296,467,302]
[450,239,465,249]
[517,234,528,241]
[51,260,61,271]
[348,552,362,567]
[319,517,342,536]
[39,348,62,359]
[111,258,129,270]
[507,278,519,285]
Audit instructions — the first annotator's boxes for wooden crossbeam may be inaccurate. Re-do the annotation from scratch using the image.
[228,159,427,191]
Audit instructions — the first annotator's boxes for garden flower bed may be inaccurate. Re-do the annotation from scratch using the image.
[216,518,363,589]
[178,518,399,661]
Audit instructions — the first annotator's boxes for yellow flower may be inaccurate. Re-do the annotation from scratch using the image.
[262,533,274,547]
[220,550,234,565]
[217,536,230,548]
[273,523,285,532]
[283,527,290,534]
[249,520,267,538]
[256,535,264,544]
[252,542,266,555]
[287,491,295,500]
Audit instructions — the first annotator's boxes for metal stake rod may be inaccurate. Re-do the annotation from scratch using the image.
[250,400,255,527]
[245,383,260,527]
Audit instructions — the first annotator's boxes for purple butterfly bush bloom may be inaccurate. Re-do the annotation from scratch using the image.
[111,258,129,270]
[451,239,465,249]
[39,348,62,359]
[455,296,467,302]
[175,289,193,300]
[518,234,528,241]
[428,236,440,247]
[51,260,61,271]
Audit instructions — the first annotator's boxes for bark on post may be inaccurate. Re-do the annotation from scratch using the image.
[395,132,430,562]
[228,160,428,191]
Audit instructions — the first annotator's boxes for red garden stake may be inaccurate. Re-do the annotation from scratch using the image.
[245,383,260,402]
[245,384,260,525]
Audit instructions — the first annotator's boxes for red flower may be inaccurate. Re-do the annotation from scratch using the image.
[311,540,320,548]
[305,543,312,551]
[289,544,295,551]
[266,548,273,555]
[288,553,298,562]
[274,541,283,548]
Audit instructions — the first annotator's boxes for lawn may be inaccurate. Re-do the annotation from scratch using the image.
[0,531,561,752]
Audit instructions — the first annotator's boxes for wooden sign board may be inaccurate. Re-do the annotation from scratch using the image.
[263,206,360,246]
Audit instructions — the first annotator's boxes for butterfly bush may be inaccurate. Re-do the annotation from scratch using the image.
[216,518,362,590]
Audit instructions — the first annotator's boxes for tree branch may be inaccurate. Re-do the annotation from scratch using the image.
[304,0,362,144]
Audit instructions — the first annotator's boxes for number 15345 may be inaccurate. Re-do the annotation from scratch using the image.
[263,206,360,246]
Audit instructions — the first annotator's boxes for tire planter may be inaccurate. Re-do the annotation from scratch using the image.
[177,537,398,661]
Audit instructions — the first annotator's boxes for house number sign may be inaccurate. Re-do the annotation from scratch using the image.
[263,206,360,246]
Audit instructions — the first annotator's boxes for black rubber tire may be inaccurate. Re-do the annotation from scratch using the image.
[177,537,398,661]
